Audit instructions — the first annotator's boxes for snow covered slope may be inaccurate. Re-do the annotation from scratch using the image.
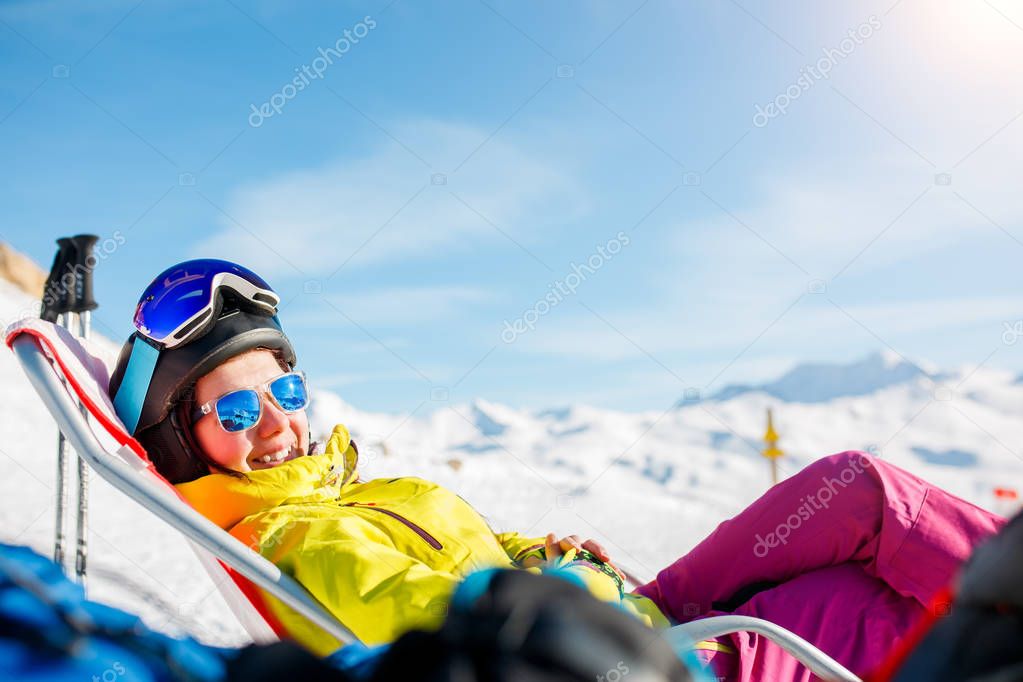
[0,276,1020,647]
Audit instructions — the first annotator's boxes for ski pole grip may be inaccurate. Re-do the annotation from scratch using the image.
[39,238,76,322]
[68,234,99,313]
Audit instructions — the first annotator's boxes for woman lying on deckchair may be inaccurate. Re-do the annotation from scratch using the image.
[108,259,1003,682]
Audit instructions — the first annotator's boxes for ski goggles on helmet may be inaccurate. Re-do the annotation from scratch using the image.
[133,258,280,350]
[192,371,309,433]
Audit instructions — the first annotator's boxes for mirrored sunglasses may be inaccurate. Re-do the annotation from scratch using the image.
[191,371,308,433]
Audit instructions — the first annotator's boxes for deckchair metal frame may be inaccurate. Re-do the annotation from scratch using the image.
[8,318,862,682]
[668,615,861,681]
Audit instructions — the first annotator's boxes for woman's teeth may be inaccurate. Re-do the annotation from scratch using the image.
[255,447,296,465]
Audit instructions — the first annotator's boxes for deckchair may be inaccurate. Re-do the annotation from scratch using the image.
[5,317,356,647]
[6,316,862,682]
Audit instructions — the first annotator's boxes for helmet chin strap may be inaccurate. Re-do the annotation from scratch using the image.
[171,402,217,481]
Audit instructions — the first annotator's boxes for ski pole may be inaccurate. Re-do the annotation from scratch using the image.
[40,238,75,324]
[54,313,71,574]
[40,238,77,574]
[68,234,99,590]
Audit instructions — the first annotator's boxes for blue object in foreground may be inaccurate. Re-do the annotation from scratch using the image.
[0,543,228,682]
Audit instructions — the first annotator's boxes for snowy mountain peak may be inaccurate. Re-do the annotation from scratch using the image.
[875,348,905,368]
[534,406,574,421]
[708,351,932,404]
[465,399,504,437]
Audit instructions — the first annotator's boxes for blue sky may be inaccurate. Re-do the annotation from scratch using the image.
[2,0,1023,413]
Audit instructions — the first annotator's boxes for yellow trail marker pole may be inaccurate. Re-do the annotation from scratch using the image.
[762,408,784,485]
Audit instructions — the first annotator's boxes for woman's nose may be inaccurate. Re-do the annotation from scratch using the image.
[257,393,290,437]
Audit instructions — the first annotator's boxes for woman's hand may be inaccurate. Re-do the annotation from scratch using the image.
[544,533,611,563]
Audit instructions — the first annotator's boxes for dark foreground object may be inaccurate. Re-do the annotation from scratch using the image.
[893,510,1023,681]
[0,542,692,681]
[366,568,693,681]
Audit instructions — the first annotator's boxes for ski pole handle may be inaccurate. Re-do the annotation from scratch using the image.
[40,238,77,322]
[68,234,99,313]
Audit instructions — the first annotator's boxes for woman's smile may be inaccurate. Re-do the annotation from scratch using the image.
[248,443,304,470]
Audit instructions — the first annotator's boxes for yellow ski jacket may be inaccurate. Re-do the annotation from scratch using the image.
[177,424,668,655]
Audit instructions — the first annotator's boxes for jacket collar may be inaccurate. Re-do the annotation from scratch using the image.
[176,424,359,529]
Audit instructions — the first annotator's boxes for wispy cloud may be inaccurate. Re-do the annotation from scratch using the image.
[497,291,1020,410]
[322,285,492,326]
[191,120,586,277]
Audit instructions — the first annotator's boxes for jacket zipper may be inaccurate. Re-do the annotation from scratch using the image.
[342,502,444,550]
